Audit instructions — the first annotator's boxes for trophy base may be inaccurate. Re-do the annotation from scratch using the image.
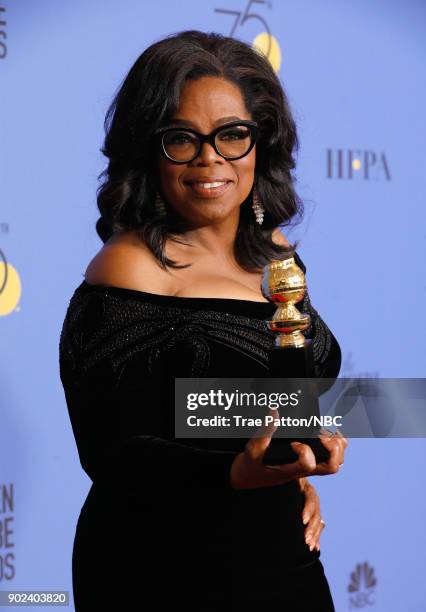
[269,338,315,378]
[264,338,331,466]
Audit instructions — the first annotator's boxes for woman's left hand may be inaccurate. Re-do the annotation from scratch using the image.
[298,477,325,552]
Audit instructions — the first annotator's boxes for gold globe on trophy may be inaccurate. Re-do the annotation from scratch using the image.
[261,252,314,375]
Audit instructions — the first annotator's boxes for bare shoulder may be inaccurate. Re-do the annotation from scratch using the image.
[271,227,291,247]
[84,231,175,295]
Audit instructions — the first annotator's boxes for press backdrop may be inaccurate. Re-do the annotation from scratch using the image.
[1,1,425,610]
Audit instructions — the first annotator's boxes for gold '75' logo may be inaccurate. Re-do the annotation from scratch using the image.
[215,0,273,58]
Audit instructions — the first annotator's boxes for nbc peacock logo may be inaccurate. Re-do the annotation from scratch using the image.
[0,248,21,317]
[347,561,377,608]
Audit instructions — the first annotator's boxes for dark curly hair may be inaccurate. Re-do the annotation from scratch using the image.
[96,29,304,271]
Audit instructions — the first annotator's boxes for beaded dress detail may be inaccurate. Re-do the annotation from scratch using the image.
[59,251,341,608]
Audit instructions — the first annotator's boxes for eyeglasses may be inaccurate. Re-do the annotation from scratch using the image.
[153,120,258,164]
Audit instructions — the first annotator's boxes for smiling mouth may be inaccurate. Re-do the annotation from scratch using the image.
[185,180,232,198]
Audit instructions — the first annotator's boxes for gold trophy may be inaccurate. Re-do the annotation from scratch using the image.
[262,254,314,373]
[260,252,330,464]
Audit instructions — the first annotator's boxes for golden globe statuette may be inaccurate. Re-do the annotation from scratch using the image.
[260,253,330,465]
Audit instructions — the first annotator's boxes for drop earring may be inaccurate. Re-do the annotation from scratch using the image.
[252,187,265,226]
[154,191,167,217]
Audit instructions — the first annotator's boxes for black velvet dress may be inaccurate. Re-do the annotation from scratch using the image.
[59,252,341,611]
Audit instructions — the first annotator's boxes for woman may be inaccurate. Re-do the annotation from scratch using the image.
[59,30,348,610]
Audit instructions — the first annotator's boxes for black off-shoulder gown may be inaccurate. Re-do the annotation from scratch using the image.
[59,252,341,611]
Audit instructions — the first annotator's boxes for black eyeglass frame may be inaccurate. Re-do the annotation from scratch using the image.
[153,120,259,164]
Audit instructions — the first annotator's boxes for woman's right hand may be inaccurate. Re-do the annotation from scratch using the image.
[229,409,348,490]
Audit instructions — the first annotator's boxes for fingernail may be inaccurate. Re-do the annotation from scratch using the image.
[303,515,308,524]
[305,533,312,543]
